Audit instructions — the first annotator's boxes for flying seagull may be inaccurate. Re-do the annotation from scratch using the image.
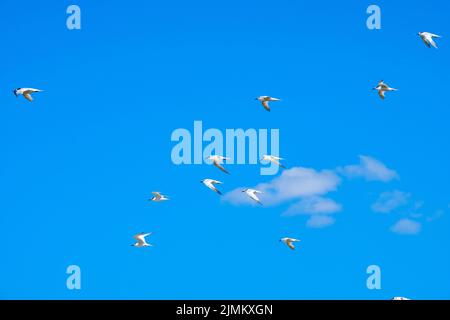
[373,80,397,100]
[13,88,43,102]
[280,237,301,250]
[418,32,441,49]
[255,96,281,112]
[207,155,230,174]
[242,188,263,205]
[132,232,153,247]
[391,297,411,300]
[261,155,286,169]
[201,179,223,195]
[149,192,169,202]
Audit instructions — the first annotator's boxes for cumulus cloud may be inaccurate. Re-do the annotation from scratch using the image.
[284,197,342,216]
[306,215,336,228]
[223,155,400,230]
[222,166,342,228]
[222,166,341,207]
[371,190,410,213]
[338,155,398,182]
[390,219,421,235]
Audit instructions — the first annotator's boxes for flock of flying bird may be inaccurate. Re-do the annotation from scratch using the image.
[12,31,442,258]
[133,31,442,252]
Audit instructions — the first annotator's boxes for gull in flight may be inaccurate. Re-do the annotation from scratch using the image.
[418,32,441,49]
[207,155,230,174]
[261,155,286,169]
[255,96,281,112]
[149,192,169,202]
[201,179,223,195]
[132,232,153,247]
[391,297,411,300]
[280,237,301,250]
[242,188,263,205]
[13,88,43,102]
[373,80,397,100]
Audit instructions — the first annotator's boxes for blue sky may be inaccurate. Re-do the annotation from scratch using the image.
[1,0,449,299]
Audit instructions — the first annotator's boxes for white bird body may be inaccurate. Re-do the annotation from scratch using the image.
[392,297,411,300]
[150,192,169,202]
[201,179,223,195]
[418,32,441,48]
[261,155,286,168]
[280,237,301,250]
[207,155,230,174]
[132,232,153,247]
[255,96,281,111]
[13,88,43,102]
[242,188,263,205]
[373,80,397,100]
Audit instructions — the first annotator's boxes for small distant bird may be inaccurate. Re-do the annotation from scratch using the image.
[132,232,153,247]
[261,155,286,169]
[201,179,223,195]
[13,88,43,102]
[373,80,397,100]
[418,32,441,49]
[255,96,281,112]
[280,237,301,250]
[391,297,411,300]
[149,192,169,202]
[242,188,263,205]
[207,155,230,174]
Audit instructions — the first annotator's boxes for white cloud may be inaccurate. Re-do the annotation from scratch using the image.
[222,166,341,207]
[222,166,342,228]
[223,156,400,230]
[306,215,336,228]
[338,155,398,182]
[284,197,342,216]
[371,190,410,213]
[390,219,421,235]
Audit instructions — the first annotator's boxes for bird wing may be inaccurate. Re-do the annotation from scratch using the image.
[133,234,145,245]
[428,37,438,48]
[249,192,262,204]
[262,100,270,111]
[286,241,295,250]
[152,192,162,199]
[23,93,33,102]
[421,36,431,47]
[213,161,229,174]
[211,185,222,195]
[378,90,385,100]
[271,159,286,168]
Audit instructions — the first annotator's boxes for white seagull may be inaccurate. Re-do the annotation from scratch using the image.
[242,188,263,205]
[255,96,281,112]
[201,179,223,195]
[207,155,230,174]
[280,237,301,250]
[391,297,411,300]
[261,155,286,169]
[149,192,169,202]
[132,232,153,247]
[13,88,43,102]
[418,32,441,49]
[373,80,397,100]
